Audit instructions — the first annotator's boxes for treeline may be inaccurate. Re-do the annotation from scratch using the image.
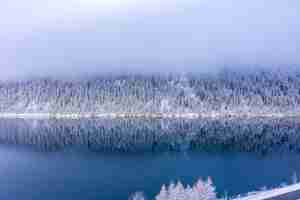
[1,68,300,114]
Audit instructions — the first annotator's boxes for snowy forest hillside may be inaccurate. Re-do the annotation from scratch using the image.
[1,68,300,115]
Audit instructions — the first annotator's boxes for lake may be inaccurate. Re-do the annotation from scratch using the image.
[0,118,300,200]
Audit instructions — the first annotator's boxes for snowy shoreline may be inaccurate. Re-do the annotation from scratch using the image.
[234,183,300,200]
[0,112,299,119]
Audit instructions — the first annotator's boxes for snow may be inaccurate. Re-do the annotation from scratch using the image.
[154,178,217,200]
[0,112,299,119]
[235,183,300,200]
[1,68,300,115]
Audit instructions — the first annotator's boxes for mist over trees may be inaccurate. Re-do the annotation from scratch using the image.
[1,68,300,114]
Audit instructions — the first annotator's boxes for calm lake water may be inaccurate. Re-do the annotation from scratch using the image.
[0,118,300,200]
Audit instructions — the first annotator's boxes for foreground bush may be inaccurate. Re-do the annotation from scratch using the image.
[155,178,217,200]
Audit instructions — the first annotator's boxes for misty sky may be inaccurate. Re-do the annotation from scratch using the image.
[1,0,300,79]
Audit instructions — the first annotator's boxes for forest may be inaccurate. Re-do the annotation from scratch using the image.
[0,68,300,115]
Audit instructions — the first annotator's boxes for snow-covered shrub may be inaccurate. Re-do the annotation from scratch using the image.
[129,192,147,200]
[155,178,217,200]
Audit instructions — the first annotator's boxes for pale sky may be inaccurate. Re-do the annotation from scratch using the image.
[1,0,300,79]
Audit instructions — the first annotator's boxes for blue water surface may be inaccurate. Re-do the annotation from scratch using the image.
[0,118,300,200]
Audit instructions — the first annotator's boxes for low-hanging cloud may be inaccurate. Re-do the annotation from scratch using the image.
[1,0,300,79]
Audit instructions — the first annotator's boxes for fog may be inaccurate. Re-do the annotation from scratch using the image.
[1,0,300,79]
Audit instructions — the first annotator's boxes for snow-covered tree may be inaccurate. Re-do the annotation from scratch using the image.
[1,67,300,115]
[155,178,217,200]
[129,192,147,200]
